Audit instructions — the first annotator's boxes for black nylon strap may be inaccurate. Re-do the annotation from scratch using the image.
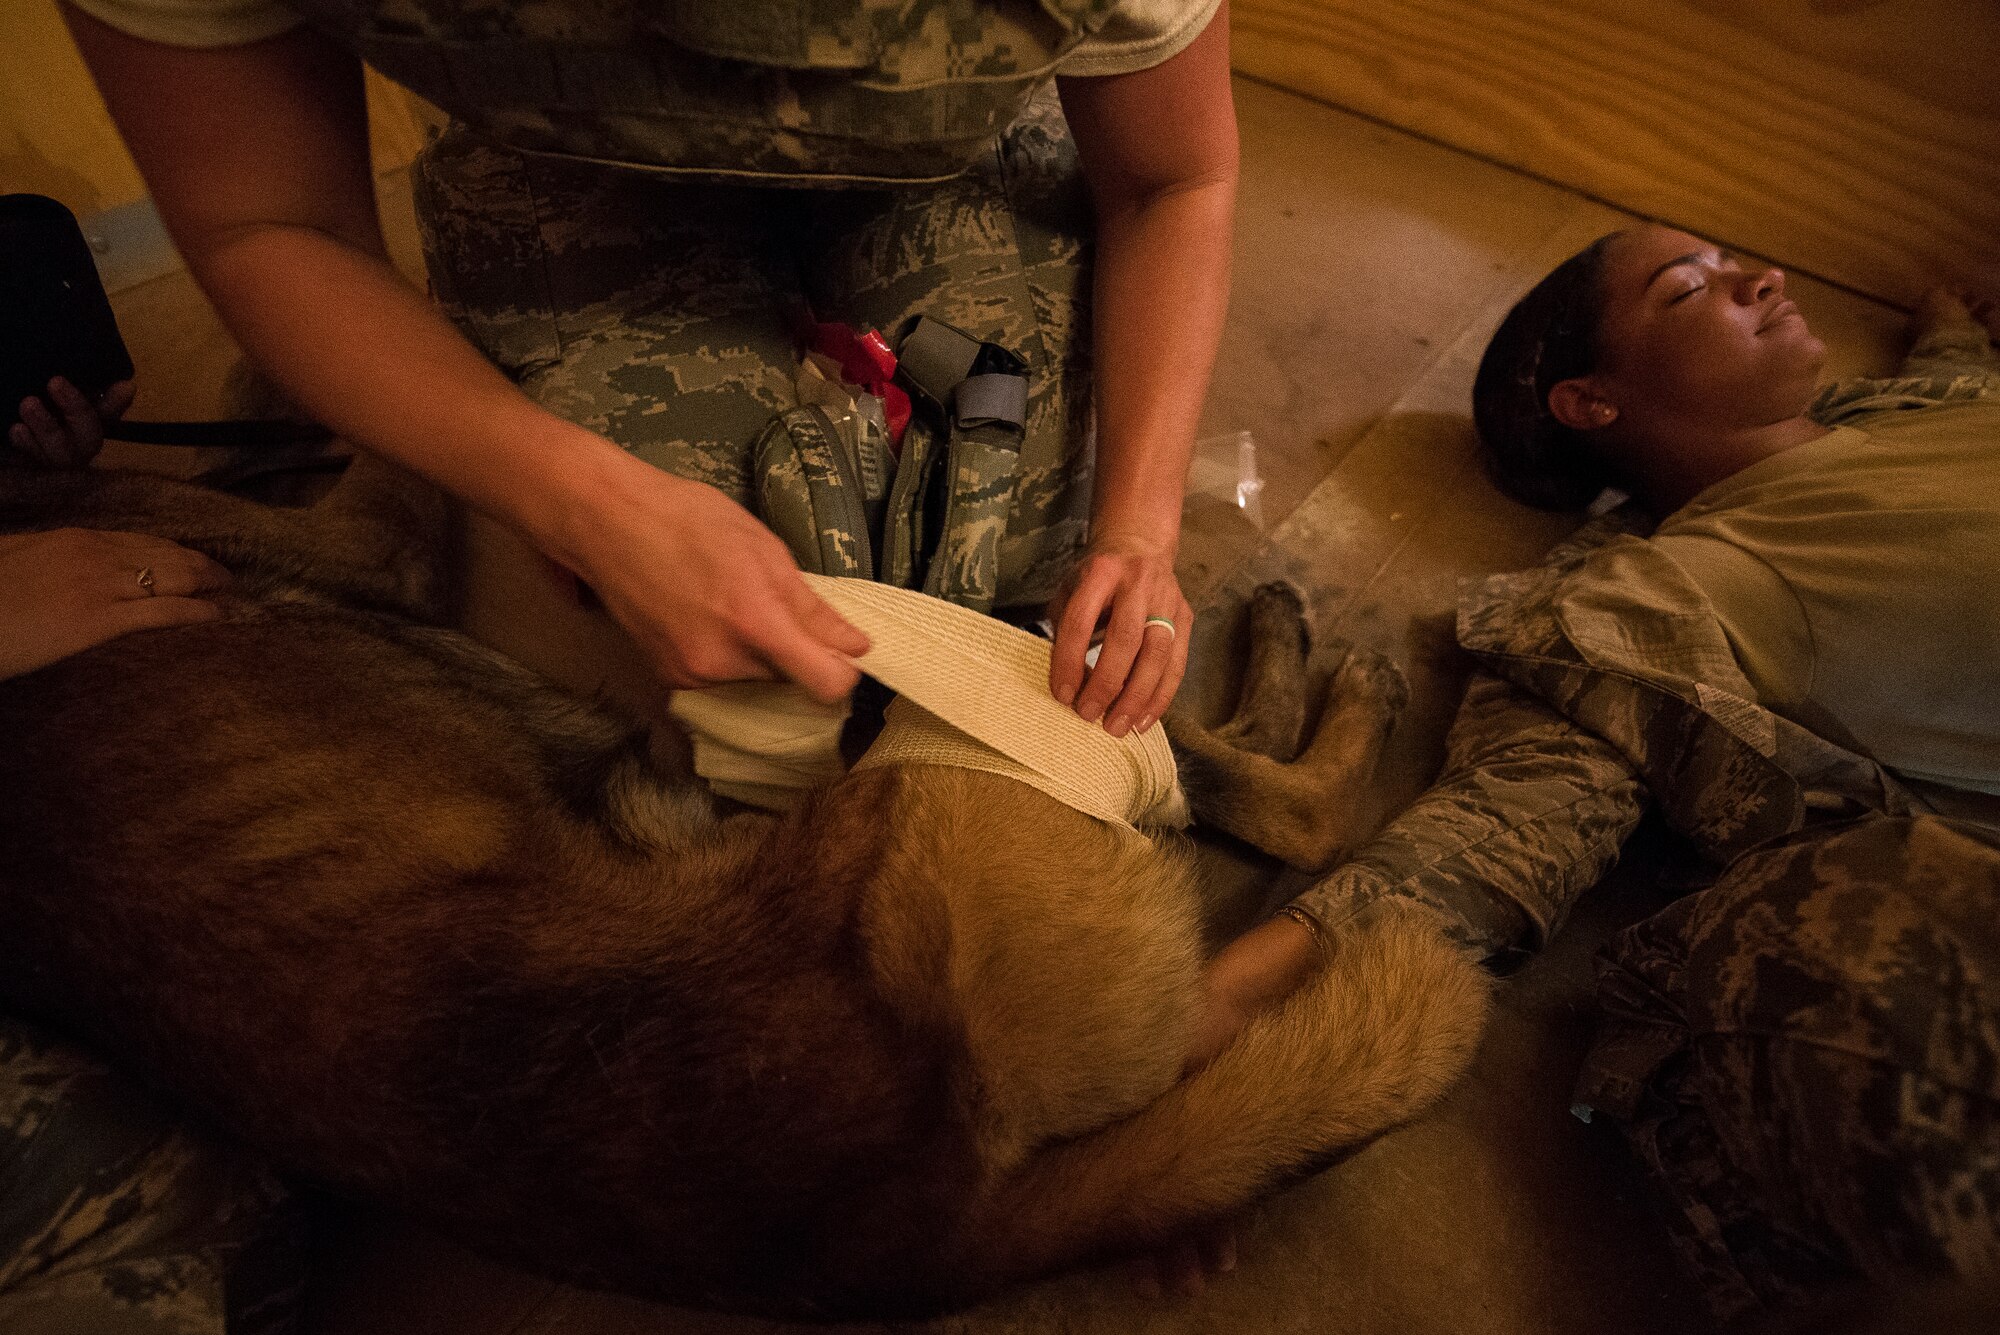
[953,372,1028,432]
[104,420,334,448]
[895,316,984,410]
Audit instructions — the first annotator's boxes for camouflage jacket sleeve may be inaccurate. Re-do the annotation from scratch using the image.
[0,1020,300,1335]
[1289,671,1648,960]
[1812,292,1999,425]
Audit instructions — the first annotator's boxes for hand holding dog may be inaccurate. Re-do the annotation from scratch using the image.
[1049,533,1192,737]
[0,527,231,680]
[1186,911,1321,1075]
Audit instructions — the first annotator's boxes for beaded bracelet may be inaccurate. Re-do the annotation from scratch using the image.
[1273,903,1326,947]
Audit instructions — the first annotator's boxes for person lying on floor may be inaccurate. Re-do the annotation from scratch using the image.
[1192,224,2000,1318]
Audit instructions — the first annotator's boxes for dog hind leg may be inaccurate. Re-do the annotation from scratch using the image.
[935,902,1489,1302]
[1266,643,1410,867]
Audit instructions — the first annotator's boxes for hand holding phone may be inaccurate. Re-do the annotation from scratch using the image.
[1,195,137,439]
[9,375,136,467]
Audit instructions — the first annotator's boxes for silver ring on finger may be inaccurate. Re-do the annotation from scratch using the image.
[1143,615,1177,641]
[136,566,157,597]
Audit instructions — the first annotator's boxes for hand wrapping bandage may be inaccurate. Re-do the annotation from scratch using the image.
[668,575,1188,835]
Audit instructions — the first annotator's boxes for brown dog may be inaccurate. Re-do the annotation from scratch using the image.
[0,455,1487,1318]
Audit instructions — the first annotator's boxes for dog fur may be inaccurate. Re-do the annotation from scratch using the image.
[0,455,1489,1318]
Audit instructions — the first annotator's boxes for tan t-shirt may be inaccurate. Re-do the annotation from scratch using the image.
[67,0,300,46]
[70,0,1220,73]
[1652,397,2000,796]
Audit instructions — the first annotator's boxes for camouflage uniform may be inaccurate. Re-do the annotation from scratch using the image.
[1583,816,2000,1321]
[288,0,1157,611]
[1287,298,2000,1318]
[0,1017,301,1335]
[409,87,1096,607]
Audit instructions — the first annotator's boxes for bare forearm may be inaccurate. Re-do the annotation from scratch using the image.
[61,9,866,698]
[1088,175,1236,552]
[188,223,864,695]
[188,225,623,566]
[59,6,630,567]
[1046,8,1235,722]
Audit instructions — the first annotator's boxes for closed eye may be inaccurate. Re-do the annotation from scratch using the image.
[1667,282,1704,306]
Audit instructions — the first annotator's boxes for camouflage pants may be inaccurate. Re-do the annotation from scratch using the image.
[410,93,1097,609]
[1579,816,2000,1322]
[0,1017,302,1335]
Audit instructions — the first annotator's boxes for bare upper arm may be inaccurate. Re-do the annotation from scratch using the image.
[59,4,384,264]
[1056,0,1238,211]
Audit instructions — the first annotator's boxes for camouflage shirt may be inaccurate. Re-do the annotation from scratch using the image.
[272,0,1199,186]
[1292,299,2000,957]
[0,1019,300,1335]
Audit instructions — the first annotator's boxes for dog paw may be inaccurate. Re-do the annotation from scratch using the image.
[1246,581,1309,643]
[1248,581,1307,618]
[1327,644,1409,719]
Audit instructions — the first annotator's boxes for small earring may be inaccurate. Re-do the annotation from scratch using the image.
[1592,403,1616,425]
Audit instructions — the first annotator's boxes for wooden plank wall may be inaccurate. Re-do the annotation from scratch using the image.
[11,0,1994,307]
[1230,0,2000,306]
[1,0,147,214]
[1,0,430,217]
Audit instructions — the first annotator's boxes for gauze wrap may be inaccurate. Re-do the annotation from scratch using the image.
[669,575,1187,834]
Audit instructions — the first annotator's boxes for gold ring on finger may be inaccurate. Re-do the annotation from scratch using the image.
[1143,615,1177,641]
[136,566,156,596]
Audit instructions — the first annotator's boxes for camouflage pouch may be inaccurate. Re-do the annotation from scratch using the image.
[753,404,884,582]
[756,316,1028,612]
[884,315,1029,612]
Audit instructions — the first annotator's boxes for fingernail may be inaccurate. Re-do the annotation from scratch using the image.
[1137,714,1156,733]
[1107,715,1129,737]
[1055,685,1076,707]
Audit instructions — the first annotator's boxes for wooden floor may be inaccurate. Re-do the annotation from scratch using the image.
[105,76,1910,1335]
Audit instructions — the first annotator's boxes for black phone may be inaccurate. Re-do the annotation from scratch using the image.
[1,193,136,431]
[0,193,331,449]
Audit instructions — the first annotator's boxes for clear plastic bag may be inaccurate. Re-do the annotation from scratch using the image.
[1186,429,1266,530]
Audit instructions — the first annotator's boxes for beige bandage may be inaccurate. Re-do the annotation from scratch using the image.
[669,576,1188,834]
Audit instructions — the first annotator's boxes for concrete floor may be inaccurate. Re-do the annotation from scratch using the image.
[106,75,1911,1335]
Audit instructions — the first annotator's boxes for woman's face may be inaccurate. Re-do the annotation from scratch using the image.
[1576,225,1826,433]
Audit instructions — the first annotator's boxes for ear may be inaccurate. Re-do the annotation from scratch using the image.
[1547,378,1618,432]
